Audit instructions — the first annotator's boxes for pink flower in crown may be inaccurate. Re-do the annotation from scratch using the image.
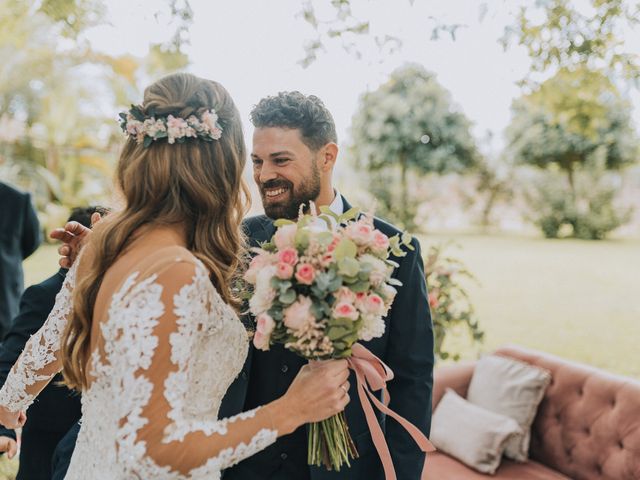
[295,263,316,285]
[363,293,386,316]
[276,262,294,280]
[284,296,314,331]
[278,247,299,266]
[371,230,390,253]
[335,286,357,304]
[346,221,374,246]
[166,115,187,144]
[333,301,359,321]
[274,224,298,249]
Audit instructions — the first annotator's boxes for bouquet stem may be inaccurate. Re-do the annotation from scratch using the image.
[308,411,359,471]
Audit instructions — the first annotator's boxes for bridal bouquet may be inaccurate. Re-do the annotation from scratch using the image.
[243,206,413,471]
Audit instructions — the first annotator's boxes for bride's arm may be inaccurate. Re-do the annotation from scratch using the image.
[125,260,349,476]
[0,259,79,424]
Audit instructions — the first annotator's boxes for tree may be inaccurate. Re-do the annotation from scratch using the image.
[506,67,638,191]
[0,0,192,232]
[350,64,479,230]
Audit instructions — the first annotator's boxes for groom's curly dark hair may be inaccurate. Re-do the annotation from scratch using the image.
[250,91,337,151]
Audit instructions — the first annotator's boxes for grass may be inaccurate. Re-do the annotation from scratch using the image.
[420,232,640,379]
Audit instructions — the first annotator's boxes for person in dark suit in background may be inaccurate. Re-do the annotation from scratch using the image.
[0,206,107,480]
[0,181,41,340]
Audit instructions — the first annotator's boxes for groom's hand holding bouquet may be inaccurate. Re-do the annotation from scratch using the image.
[243,205,435,477]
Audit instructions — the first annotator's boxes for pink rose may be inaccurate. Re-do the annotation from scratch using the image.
[253,331,269,351]
[335,287,356,304]
[346,222,374,246]
[295,263,316,285]
[355,292,367,310]
[364,294,385,316]
[276,262,294,280]
[327,236,340,253]
[320,252,334,267]
[333,301,360,321]
[372,230,390,252]
[277,247,299,266]
[274,224,298,250]
[256,313,275,336]
[284,296,314,331]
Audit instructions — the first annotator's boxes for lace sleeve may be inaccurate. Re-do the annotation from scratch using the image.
[112,259,278,477]
[0,260,78,412]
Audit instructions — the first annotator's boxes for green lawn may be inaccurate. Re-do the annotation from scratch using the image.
[420,232,640,379]
[22,234,640,380]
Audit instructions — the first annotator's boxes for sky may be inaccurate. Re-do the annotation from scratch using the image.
[86,0,640,161]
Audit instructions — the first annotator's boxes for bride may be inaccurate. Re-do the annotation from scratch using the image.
[0,73,350,479]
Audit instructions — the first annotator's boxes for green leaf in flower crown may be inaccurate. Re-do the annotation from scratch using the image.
[143,136,153,148]
[334,238,357,261]
[279,289,297,305]
[274,218,295,227]
[338,257,360,277]
[130,105,145,121]
[339,207,360,223]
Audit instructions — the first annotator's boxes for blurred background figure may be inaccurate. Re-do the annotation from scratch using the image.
[0,182,41,341]
[0,206,107,480]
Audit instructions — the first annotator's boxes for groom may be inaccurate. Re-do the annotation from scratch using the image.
[221,92,434,480]
[50,92,434,480]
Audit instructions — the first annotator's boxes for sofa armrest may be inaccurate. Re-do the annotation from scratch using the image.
[432,362,476,410]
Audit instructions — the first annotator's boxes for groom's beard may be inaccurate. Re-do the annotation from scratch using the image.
[260,167,321,220]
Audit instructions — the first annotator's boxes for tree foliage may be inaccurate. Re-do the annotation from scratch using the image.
[350,64,479,230]
[506,67,638,186]
[0,0,192,232]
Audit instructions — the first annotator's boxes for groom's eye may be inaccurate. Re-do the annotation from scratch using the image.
[274,158,290,165]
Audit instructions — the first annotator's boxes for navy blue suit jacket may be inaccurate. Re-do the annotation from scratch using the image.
[0,182,41,339]
[49,197,435,480]
[221,197,434,480]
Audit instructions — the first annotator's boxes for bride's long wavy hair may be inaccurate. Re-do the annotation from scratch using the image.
[61,73,251,391]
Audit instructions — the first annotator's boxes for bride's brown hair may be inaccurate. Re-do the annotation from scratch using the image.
[61,73,250,390]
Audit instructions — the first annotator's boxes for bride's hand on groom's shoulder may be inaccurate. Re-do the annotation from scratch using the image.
[0,407,25,431]
[49,211,102,268]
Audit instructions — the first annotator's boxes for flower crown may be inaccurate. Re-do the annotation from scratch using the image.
[118,105,223,148]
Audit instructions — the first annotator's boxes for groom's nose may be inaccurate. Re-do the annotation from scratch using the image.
[258,161,279,184]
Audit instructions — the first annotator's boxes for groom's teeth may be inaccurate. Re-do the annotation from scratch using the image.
[266,188,287,197]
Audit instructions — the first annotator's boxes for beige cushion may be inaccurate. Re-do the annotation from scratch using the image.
[431,389,522,475]
[466,354,551,461]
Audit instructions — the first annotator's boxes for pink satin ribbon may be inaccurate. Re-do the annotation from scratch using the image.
[346,343,436,480]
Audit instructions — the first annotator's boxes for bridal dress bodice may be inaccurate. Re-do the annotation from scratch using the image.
[0,244,277,479]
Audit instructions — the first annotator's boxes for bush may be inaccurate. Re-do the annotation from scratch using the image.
[525,166,632,240]
[424,243,484,361]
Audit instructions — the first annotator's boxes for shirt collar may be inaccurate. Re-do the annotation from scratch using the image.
[328,189,344,215]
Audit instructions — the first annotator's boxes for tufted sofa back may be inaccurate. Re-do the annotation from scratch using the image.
[494,346,640,480]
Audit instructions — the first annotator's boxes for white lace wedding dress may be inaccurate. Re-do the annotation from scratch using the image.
[0,243,278,479]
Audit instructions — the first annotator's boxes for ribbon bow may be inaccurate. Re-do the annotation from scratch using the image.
[347,343,436,480]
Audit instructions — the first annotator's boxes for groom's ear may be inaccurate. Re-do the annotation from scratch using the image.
[320,142,338,172]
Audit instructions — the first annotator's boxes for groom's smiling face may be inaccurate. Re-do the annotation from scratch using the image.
[251,127,322,220]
